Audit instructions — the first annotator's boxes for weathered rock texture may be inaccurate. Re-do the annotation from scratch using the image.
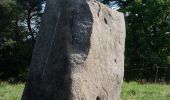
[22,0,126,100]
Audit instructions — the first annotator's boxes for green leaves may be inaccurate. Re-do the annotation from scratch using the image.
[0,0,33,81]
[103,0,170,81]
[122,0,170,81]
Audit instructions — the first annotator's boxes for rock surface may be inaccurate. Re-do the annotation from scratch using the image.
[22,0,126,100]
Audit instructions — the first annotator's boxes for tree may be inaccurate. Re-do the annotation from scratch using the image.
[0,0,44,82]
[102,0,134,8]
[103,0,170,82]
[17,0,44,46]
[124,0,170,82]
[0,0,32,81]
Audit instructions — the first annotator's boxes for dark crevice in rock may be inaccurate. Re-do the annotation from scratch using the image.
[104,18,108,24]
[114,59,117,63]
[97,2,101,17]
[96,96,101,100]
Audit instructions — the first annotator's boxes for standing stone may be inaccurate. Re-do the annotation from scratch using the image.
[21,0,126,100]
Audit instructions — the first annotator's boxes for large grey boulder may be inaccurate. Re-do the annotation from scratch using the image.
[21,0,126,100]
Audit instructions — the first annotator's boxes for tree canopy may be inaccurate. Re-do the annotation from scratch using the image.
[103,0,170,82]
[0,0,43,81]
[0,0,170,83]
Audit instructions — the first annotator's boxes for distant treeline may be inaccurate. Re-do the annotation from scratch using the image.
[0,0,170,83]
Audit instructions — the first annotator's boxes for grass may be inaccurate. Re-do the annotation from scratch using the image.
[0,82,24,100]
[0,82,170,100]
[121,82,170,100]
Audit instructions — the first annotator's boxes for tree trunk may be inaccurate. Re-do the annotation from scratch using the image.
[22,0,126,100]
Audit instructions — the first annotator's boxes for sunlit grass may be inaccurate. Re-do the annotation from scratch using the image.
[0,82,24,100]
[0,82,170,100]
[121,82,170,100]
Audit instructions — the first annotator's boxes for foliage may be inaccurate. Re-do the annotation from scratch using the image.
[102,0,134,8]
[0,0,43,81]
[0,0,170,82]
[16,0,44,44]
[123,0,170,82]
[103,0,170,82]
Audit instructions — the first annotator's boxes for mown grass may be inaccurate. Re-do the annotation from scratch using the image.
[0,82,170,100]
[121,82,170,100]
[0,82,24,100]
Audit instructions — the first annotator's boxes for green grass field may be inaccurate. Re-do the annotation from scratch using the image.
[0,82,24,100]
[121,82,170,100]
[0,82,170,100]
